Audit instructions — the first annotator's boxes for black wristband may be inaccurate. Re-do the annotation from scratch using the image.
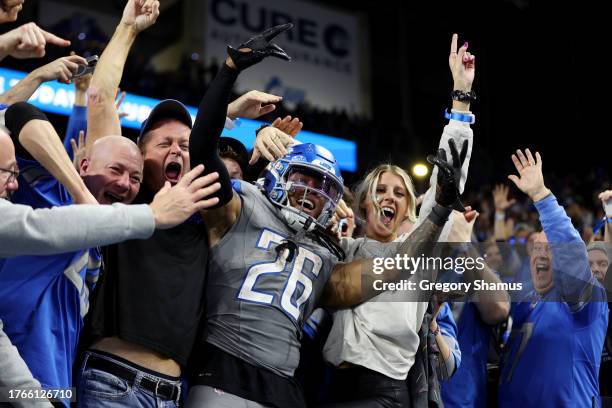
[428,204,453,227]
[5,102,50,138]
[451,90,476,102]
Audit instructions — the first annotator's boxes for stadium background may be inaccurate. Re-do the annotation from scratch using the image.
[0,0,607,214]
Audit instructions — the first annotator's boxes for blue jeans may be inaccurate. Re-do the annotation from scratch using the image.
[76,351,181,408]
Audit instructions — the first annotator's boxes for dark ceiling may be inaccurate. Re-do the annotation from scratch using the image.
[3,0,608,196]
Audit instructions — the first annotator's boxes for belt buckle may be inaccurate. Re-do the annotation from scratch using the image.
[154,380,177,401]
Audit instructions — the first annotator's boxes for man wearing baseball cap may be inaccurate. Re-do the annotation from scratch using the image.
[77,1,282,405]
[76,2,218,405]
[80,93,212,406]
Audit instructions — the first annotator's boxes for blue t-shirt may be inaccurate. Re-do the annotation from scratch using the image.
[437,302,461,376]
[498,195,607,408]
[441,302,491,408]
[499,294,607,407]
[0,155,100,406]
[63,105,87,161]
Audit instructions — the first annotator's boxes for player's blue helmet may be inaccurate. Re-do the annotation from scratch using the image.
[259,143,344,231]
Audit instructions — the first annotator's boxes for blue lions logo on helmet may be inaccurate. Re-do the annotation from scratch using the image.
[259,143,344,231]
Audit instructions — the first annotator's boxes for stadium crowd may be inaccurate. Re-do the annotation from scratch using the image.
[1,0,611,407]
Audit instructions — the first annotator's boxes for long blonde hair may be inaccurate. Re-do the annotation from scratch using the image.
[354,164,417,224]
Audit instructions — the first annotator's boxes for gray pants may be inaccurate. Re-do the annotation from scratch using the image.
[0,320,53,408]
[186,385,272,408]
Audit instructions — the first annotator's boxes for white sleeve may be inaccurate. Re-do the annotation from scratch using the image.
[413,119,473,241]
[0,200,155,257]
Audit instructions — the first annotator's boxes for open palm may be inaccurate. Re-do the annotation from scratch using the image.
[507,149,550,202]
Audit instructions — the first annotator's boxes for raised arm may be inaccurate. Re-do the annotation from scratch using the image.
[192,24,293,243]
[322,214,446,308]
[86,0,159,148]
[63,72,90,160]
[492,184,516,241]
[321,148,464,308]
[0,165,220,257]
[447,209,510,324]
[0,55,86,105]
[508,149,598,307]
[415,34,475,239]
[5,102,96,204]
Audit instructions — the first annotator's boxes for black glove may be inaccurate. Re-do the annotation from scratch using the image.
[427,139,468,211]
[227,23,293,71]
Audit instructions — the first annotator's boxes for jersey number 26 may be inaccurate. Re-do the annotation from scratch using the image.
[238,229,323,322]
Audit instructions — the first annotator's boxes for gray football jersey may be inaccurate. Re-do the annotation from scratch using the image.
[205,180,339,377]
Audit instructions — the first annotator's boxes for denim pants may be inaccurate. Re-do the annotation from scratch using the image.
[76,351,182,408]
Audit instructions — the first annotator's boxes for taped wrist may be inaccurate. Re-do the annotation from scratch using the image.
[5,102,49,136]
[428,204,452,227]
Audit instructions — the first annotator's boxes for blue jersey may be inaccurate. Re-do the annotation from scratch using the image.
[498,195,607,408]
[437,302,461,376]
[441,302,491,408]
[499,296,606,407]
[63,105,87,161]
[0,155,100,405]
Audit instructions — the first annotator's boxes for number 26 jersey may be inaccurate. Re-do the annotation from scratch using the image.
[204,180,339,377]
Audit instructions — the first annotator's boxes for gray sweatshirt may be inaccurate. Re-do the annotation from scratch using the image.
[0,199,154,407]
[0,199,155,258]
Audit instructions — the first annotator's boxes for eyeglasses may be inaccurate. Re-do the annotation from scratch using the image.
[0,167,19,184]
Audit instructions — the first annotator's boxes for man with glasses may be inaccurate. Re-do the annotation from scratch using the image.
[0,164,17,195]
[0,124,219,405]
[0,106,220,407]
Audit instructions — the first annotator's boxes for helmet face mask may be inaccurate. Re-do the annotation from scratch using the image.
[260,144,343,231]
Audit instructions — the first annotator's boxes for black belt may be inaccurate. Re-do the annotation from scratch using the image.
[85,353,180,402]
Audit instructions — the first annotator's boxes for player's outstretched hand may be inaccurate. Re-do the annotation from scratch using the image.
[226,23,293,71]
[427,138,468,210]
